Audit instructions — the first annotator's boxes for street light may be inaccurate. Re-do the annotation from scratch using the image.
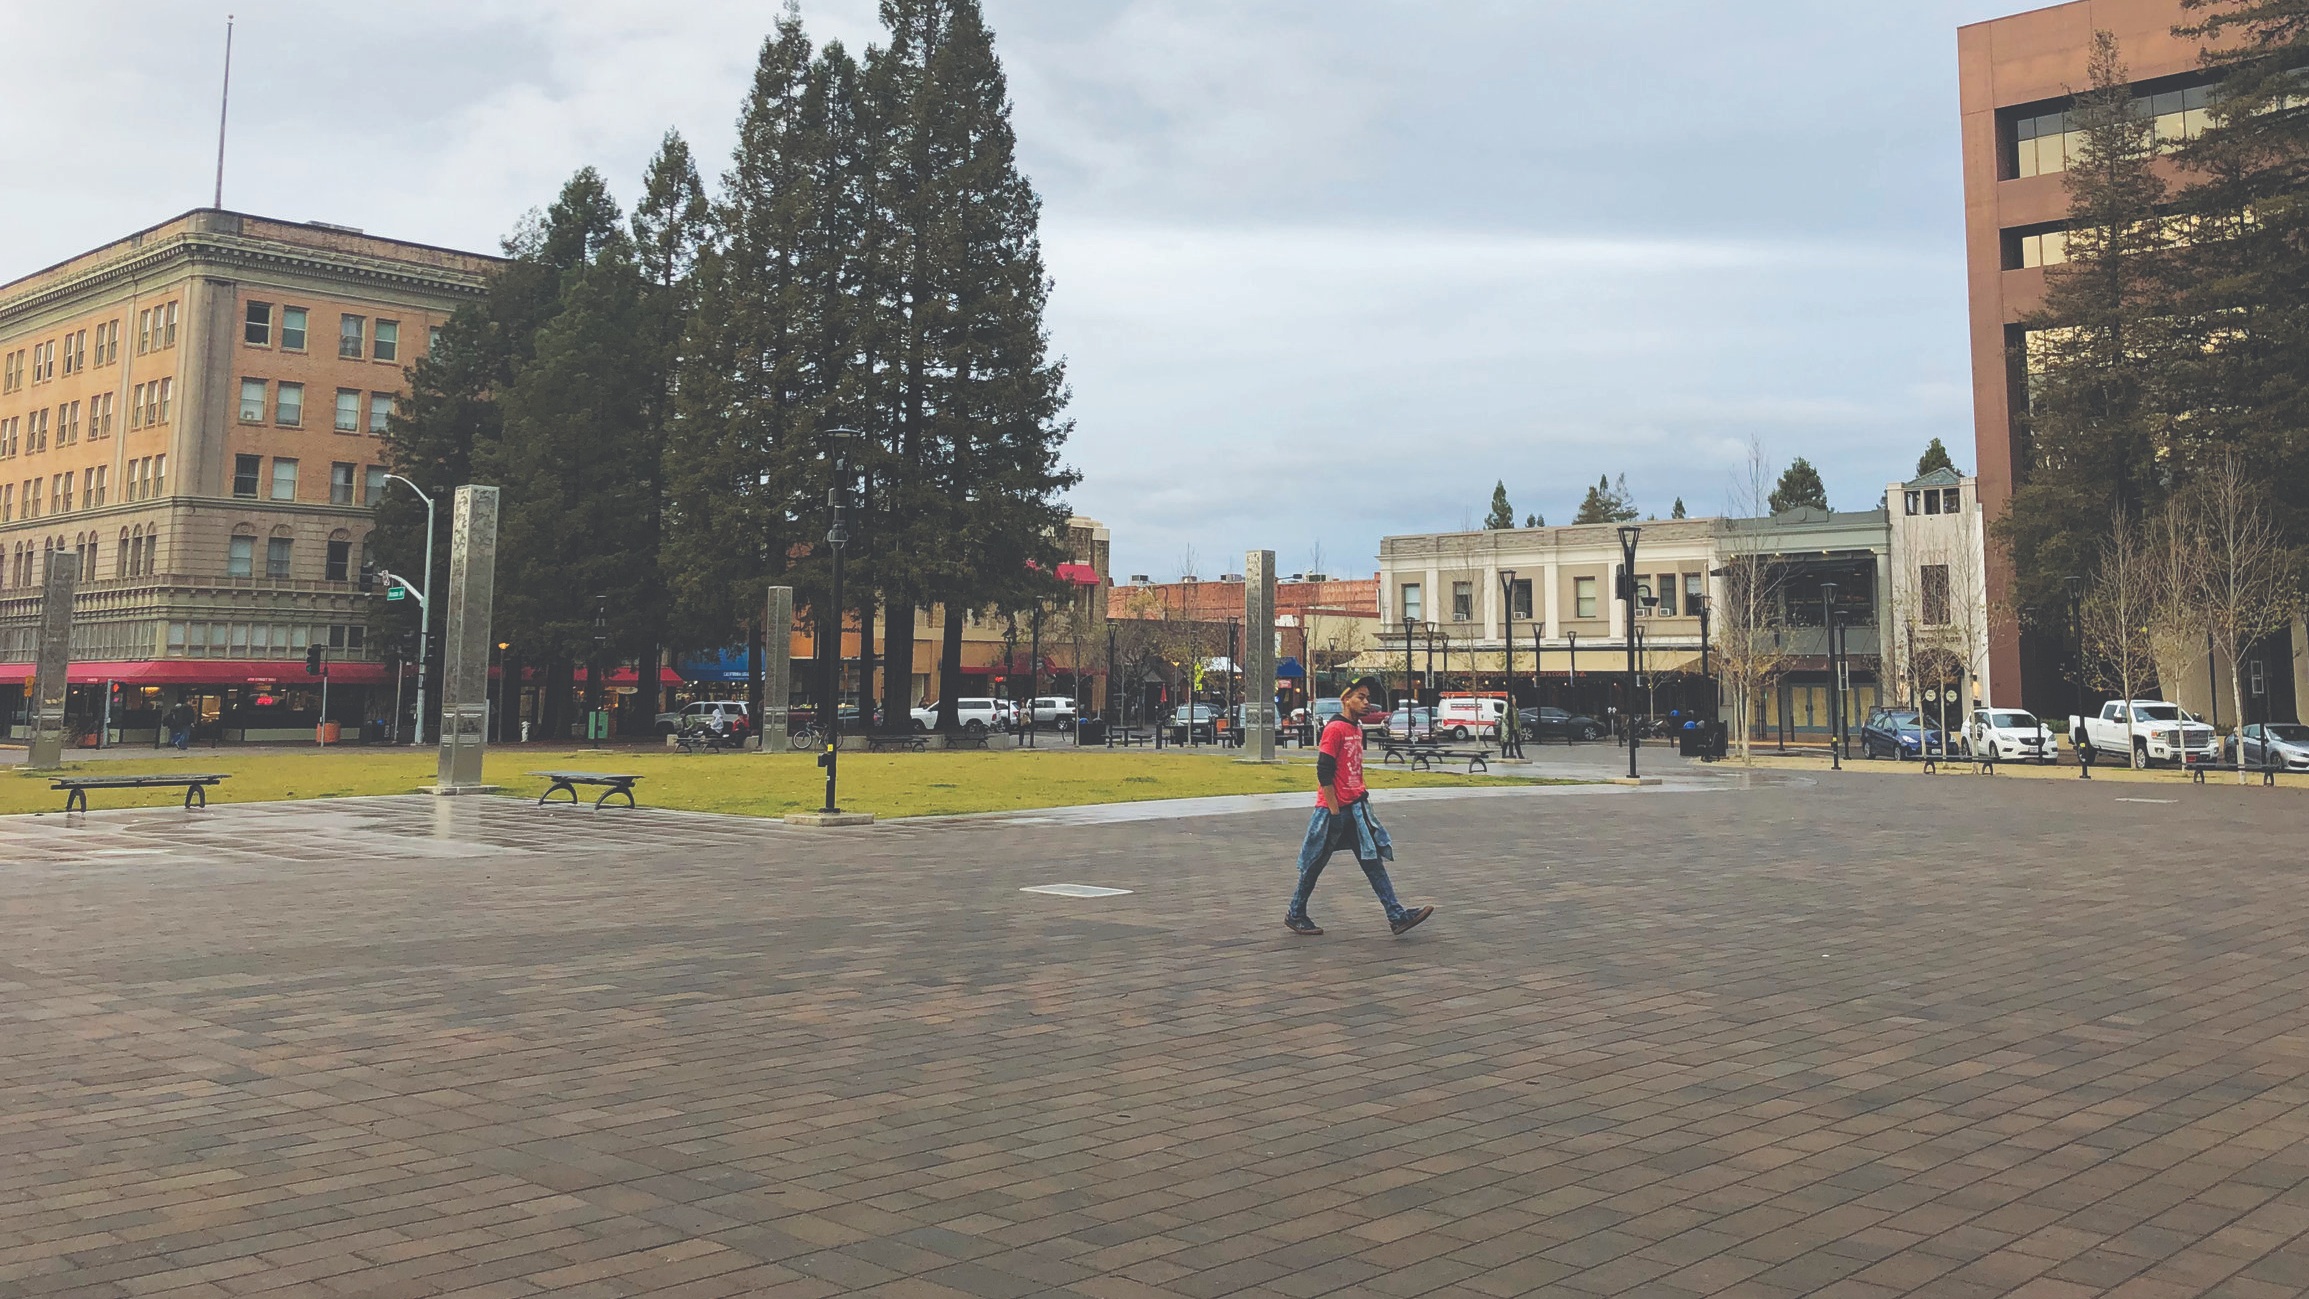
[383,474,434,745]
[1498,568,1522,759]
[1822,580,1842,771]
[1616,525,1641,779]
[818,429,863,814]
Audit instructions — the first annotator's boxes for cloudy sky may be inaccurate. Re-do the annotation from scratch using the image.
[1,0,2030,582]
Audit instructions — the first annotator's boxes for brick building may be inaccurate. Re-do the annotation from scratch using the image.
[0,209,497,742]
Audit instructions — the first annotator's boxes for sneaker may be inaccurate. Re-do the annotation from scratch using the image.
[1389,905,1435,936]
[1284,914,1324,936]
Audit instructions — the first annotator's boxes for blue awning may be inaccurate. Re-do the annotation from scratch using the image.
[677,647,753,683]
[1277,656,1305,680]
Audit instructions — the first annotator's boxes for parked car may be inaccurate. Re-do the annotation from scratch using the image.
[1519,706,1604,742]
[1166,703,1224,743]
[657,700,750,738]
[1382,706,1436,742]
[1859,709,1949,760]
[1025,696,1078,728]
[2229,722,2309,770]
[1967,708,2059,764]
[2070,699,2218,767]
[1436,695,1507,740]
[908,697,1003,732]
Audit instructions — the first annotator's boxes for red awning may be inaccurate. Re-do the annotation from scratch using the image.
[0,660,396,686]
[1056,563,1101,586]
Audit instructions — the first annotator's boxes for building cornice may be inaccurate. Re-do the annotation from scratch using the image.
[1,227,494,325]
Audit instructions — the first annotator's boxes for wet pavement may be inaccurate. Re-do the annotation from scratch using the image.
[4,775,2307,1297]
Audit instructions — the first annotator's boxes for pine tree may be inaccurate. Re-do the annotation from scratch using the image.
[1671,497,1687,519]
[1572,473,1637,524]
[1768,458,1828,514]
[2172,0,2309,545]
[868,0,1077,731]
[1524,512,1543,527]
[1996,31,2176,619]
[1483,481,1515,529]
[1915,437,1957,477]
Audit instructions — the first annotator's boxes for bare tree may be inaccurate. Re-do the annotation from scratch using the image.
[1715,441,1789,763]
[2188,457,2300,781]
[2080,507,2162,767]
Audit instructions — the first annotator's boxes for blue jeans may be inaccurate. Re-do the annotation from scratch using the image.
[1288,800,1407,922]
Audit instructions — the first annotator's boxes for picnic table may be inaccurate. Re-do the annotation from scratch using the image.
[532,771,642,809]
[51,773,228,813]
[1378,743,1490,773]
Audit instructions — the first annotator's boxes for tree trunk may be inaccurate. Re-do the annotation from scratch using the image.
[542,659,571,742]
[857,600,876,732]
[884,589,915,734]
[639,639,661,735]
[938,599,966,731]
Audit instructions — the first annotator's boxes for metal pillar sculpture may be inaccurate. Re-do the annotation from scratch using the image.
[435,485,501,792]
[26,552,78,771]
[1243,550,1277,762]
[764,586,793,751]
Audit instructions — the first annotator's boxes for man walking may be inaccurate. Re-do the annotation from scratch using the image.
[1285,676,1434,937]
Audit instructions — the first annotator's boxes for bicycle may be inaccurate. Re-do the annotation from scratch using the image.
[788,721,821,750]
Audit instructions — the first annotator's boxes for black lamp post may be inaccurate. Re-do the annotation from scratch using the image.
[818,430,861,815]
[1822,580,1842,770]
[1498,568,1522,758]
[1617,525,1641,778]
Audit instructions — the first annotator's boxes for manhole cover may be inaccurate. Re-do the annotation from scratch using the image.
[1021,884,1133,898]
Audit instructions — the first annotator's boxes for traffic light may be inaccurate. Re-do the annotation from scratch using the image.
[358,559,376,593]
[306,645,324,676]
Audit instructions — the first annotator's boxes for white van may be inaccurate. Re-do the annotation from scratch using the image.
[1435,695,1507,740]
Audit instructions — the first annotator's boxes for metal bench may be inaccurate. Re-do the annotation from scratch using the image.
[51,773,228,813]
[1921,752,1995,776]
[943,730,992,751]
[2192,761,2282,788]
[532,771,642,809]
[1105,727,1152,748]
[864,733,928,754]
[1382,744,1489,773]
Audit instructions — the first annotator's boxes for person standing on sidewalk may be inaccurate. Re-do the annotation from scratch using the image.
[1285,676,1434,938]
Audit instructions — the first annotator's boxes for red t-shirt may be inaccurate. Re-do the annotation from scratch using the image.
[1318,716,1368,805]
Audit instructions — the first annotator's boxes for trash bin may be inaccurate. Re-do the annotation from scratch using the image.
[317,720,342,745]
[1077,718,1108,747]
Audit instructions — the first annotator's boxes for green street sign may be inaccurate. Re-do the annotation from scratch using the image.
[386,587,405,601]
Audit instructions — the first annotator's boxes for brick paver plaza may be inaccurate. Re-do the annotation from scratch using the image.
[4,770,2309,1297]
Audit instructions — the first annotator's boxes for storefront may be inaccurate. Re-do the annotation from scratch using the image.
[0,659,392,746]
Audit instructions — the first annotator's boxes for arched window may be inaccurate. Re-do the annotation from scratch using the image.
[116,528,129,578]
[82,537,96,581]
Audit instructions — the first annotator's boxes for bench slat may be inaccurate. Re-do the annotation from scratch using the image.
[52,775,226,789]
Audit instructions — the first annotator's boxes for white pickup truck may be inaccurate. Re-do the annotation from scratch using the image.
[2069,699,2218,767]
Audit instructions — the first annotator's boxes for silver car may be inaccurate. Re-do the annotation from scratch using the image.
[2231,723,2309,770]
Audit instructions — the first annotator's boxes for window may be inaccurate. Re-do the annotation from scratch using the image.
[240,379,266,422]
[24,478,39,518]
[2010,83,2213,180]
[32,339,55,383]
[373,319,398,362]
[1921,564,1951,626]
[1574,576,1599,620]
[1904,490,1920,516]
[2,349,20,391]
[245,301,271,346]
[367,393,393,434]
[330,462,356,504]
[27,408,47,452]
[281,306,308,351]
[270,458,298,501]
[57,471,73,512]
[151,454,166,497]
[1508,577,1533,621]
[1654,574,1678,617]
[60,330,84,376]
[339,314,365,359]
[335,389,361,432]
[233,454,261,498]
[2015,228,2069,269]
[428,325,442,353]
[1400,582,1422,624]
[364,466,386,504]
[156,378,171,425]
[95,320,117,365]
[58,401,79,445]
[228,535,255,578]
[90,465,105,507]
[162,302,178,348]
[326,537,352,582]
[328,624,368,650]
[116,530,128,579]
[275,382,304,427]
[1685,573,1704,612]
[1450,581,1473,622]
[89,392,112,439]
[266,536,293,579]
[1942,487,1961,513]
[137,308,152,355]
[0,416,14,457]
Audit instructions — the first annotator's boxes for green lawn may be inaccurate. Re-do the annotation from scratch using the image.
[2,746,1547,819]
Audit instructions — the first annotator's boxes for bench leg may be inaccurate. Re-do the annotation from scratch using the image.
[187,783,208,810]
[1470,759,1488,774]
[66,788,86,814]
[540,782,579,806]
[594,785,637,810]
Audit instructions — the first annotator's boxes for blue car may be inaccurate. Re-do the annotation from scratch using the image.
[1860,708,1952,759]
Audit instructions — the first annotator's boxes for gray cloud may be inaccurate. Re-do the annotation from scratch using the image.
[1,0,2027,583]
